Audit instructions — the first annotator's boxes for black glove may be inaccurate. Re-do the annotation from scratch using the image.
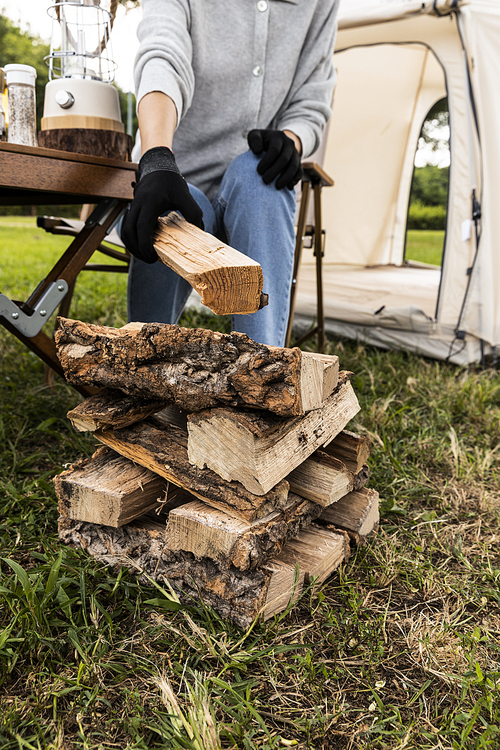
[247,129,303,190]
[121,146,204,264]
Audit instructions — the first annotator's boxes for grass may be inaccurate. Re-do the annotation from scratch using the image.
[405,230,445,266]
[0,221,499,749]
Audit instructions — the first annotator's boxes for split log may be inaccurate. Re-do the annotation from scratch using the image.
[58,515,349,629]
[319,488,380,539]
[187,375,360,495]
[166,493,321,571]
[96,416,290,522]
[54,446,190,527]
[55,318,339,417]
[153,213,264,315]
[323,429,371,474]
[301,351,340,401]
[287,451,354,507]
[67,388,167,432]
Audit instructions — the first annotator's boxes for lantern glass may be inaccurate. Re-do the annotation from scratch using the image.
[46,0,116,82]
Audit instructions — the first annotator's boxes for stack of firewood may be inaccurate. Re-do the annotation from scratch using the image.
[53,318,379,628]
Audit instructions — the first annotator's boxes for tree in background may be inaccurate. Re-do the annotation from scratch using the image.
[418,98,449,165]
[0,14,50,127]
[407,99,449,231]
[410,164,449,208]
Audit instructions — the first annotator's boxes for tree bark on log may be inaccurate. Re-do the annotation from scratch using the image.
[96,416,290,522]
[55,318,337,417]
[67,388,168,432]
[58,514,348,629]
[37,128,132,161]
[153,213,264,315]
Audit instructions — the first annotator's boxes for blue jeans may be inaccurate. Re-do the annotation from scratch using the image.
[125,150,296,347]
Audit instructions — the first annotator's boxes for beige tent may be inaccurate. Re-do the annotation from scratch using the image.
[294,0,500,364]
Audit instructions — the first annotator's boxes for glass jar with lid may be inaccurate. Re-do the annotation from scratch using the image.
[4,63,37,147]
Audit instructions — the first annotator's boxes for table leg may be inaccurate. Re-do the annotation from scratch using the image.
[0,198,128,392]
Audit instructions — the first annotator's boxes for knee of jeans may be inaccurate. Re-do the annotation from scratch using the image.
[222,150,296,212]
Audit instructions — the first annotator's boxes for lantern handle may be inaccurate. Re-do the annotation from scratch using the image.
[55,0,119,62]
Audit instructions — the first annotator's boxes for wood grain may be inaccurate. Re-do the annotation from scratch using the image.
[166,493,321,571]
[154,213,263,315]
[54,445,170,527]
[96,416,291,522]
[187,375,360,495]
[319,487,380,538]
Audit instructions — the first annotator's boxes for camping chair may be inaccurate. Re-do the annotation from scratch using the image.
[285,161,334,352]
[39,161,334,350]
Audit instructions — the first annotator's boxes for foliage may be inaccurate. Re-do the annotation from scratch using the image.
[418,97,450,155]
[410,164,449,208]
[0,14,50,128]
[0,220,499,749]
[116,85,138,140]
[407,201,447,231]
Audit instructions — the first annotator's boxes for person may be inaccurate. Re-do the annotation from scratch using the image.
[121,0,339,347]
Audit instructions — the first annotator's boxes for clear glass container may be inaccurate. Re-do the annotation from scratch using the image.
[4,64,37,147]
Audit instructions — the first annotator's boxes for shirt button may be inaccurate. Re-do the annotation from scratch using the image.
[253,65,263,77]
[257,0,268,10]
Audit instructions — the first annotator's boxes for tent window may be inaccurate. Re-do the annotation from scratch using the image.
[405,97,450,267]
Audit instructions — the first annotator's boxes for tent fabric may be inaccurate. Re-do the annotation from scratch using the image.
[293,0,499,361]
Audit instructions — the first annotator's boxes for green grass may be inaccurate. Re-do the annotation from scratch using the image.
[0,223,499,749]
[405,230,445,266]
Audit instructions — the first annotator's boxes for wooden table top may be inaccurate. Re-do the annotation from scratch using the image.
[0,142,136,205]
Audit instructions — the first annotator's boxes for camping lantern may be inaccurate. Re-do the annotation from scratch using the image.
[39,0,131,159]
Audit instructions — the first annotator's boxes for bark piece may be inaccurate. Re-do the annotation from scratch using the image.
[187,376,360,495]
[96,417,290,522]
[53,446,171,527]
[319,487,380,538]
[58,515,348,630]
[37,128,132,161]
[287,450,354,507]
[353,463,371,491]
[166,493,321,571]
[323,429,372,474]
[55,318,337,416]
[153,212,263,315]
[67,388,168,432]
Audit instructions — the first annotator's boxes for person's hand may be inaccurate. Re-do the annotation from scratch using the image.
[247,129,303,190]
[121,146,204,264]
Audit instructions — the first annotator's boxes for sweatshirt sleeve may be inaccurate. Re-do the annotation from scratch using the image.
[133,0,194,123]
[274,0,340,158]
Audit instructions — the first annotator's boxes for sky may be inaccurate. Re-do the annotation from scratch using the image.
[1,0,141,91]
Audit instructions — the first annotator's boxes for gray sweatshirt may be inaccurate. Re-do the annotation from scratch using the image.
[134,0,339,199]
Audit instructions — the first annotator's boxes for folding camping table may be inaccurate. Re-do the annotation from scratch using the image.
[0,142,134,391]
